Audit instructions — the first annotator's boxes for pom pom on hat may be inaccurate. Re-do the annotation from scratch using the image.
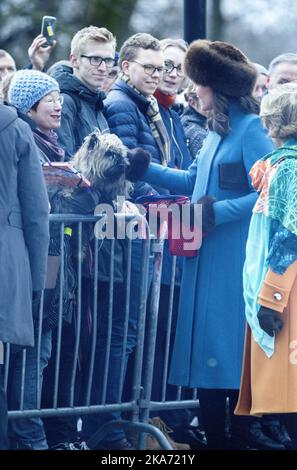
[8,69,60,113]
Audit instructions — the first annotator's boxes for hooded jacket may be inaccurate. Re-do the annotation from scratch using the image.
[51,65,109,160]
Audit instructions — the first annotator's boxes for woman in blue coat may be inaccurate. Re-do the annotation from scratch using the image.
[142,40,274,448]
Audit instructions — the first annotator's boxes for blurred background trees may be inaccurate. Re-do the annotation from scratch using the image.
[0,0,138,66]
[1,0,297,69]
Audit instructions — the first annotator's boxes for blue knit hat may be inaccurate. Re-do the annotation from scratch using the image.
[8,70,60,113]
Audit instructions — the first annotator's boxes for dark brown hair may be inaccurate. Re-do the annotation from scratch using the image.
[208,93,259,136]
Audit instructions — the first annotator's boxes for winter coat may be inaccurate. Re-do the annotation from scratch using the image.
[52,65,109,160]
[159,105,192,171]
[104,79,165,197]
[0,105,49,346]
[105,79,163,163]
[143,102,274,388]
[181,106,207,160]
[236,261,297,415]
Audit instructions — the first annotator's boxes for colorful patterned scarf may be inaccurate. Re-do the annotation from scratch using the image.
[120,74,171,166]
[250,142,297,236]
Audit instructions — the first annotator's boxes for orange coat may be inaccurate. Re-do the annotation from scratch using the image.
[235,260,297,415]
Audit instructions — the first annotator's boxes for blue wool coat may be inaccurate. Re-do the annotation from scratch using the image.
[143,102,274,388]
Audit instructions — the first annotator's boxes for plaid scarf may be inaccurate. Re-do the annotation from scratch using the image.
[120,74,171,166]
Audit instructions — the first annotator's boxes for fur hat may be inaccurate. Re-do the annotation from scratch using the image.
[184,40,257,98]
[8,70,60,113]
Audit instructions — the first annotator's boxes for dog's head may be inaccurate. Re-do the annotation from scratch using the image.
[71,130,131,198]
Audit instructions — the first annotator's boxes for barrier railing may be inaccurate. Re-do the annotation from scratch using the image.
[5,213,200,450]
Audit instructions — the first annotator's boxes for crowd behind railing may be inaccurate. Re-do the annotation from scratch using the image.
[1,23,297,451]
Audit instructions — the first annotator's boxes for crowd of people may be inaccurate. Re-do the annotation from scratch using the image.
[1,23,297,452]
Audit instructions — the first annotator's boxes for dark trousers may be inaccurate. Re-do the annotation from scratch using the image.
[82,279,139,442]
[198,388,250,449]
[0,364,8,450]
[42,322,78,447]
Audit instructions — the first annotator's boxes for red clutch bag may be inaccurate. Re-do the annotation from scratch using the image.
[136,195,201,257]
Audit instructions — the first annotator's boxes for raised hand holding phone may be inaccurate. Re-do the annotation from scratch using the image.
[41,16,56,46]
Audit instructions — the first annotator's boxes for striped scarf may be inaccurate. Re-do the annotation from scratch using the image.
[120,74,171,166]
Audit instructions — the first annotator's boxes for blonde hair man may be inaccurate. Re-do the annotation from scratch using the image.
[52,26,116,159]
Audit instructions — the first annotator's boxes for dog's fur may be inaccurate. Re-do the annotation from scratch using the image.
[71,130,131,200]
[70,129,151,201]
[185,40,257,98]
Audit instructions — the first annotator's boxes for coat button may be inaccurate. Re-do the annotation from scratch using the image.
[273,292,282,301]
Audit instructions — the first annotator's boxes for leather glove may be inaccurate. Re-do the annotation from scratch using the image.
[189,196,216,233]
[257,306,284,337]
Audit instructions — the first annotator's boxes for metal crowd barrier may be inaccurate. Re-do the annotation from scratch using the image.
[5,213,200,450]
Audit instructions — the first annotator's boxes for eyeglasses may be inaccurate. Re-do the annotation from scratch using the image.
[80,55,115,67]
[41,95,64,106]
[164,61,184,77]
[131,60,164,76]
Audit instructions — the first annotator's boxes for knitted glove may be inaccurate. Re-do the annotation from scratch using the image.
[126,148,151,182]
[190,196,216,233]
[257,306,284,337]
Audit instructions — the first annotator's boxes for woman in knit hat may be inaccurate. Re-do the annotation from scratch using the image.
[8,69,64,164]
[5,69,69,450]
[142,39,274,449]
[5,69,64,450]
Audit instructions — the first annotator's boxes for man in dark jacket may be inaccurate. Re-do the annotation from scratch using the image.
[104,33,169,197]
[0,104,49,449]
[51,26,116,160]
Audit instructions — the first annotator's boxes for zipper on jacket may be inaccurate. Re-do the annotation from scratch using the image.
[169,116,184,168]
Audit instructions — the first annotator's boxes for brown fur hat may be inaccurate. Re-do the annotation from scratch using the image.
[184,40,257,98]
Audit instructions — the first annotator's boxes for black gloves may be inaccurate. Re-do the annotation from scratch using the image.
[126,148,151,182]
[189,196,216,233]
[257,306,284,337]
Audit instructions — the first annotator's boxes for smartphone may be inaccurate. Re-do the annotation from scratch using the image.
[41,16,56,46]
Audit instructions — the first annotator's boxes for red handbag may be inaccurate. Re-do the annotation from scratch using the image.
[136,195,202,257]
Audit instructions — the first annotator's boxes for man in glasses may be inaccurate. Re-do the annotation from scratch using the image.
[51,26,116,160]
[102,33,191,451]
[105,33,169,180]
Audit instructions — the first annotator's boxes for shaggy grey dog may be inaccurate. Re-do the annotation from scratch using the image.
[71,130,131,200]
[70,128,151,201]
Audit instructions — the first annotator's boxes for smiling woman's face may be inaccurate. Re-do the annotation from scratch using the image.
[158,46,186,96]
[28,91,62,132]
